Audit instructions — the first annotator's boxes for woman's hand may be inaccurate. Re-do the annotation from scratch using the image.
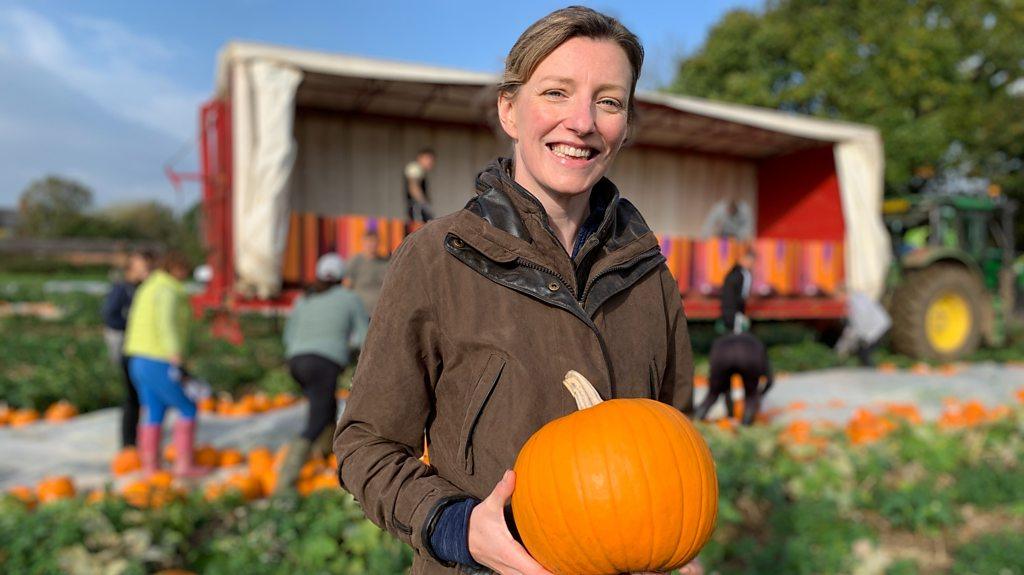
[468,470,553,575]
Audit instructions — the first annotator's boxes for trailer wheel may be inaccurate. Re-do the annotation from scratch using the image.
[891,264,985,361]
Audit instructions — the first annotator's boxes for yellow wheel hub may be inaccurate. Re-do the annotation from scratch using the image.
[925,292,971,353]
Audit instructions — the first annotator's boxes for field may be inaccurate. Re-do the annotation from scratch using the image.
[3,271,1024,574]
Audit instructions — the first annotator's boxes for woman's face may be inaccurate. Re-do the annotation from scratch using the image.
[498,37,632,199]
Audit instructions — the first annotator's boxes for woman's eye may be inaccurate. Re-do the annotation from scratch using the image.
[598,99,624,110]
[543,89,567,98]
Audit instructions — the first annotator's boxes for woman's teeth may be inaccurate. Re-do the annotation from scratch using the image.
[550,144,593,159]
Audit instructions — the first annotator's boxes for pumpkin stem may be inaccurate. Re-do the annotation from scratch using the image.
[562,370,604,410]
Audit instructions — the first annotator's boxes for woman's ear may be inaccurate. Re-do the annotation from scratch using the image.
[497,93,518,141]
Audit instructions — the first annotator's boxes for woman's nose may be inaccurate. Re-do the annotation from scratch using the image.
[563,97,596,135]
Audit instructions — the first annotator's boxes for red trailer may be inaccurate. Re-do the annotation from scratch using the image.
[193,42,889,326]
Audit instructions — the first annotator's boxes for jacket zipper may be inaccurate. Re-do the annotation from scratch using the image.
[516,257,577,299]
[580,247,661,304]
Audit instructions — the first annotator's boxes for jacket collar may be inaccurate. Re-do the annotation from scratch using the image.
[466,157,633,252]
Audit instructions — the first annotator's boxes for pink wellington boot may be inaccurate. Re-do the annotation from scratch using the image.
[171,419,211,478]
[138,423,162,476]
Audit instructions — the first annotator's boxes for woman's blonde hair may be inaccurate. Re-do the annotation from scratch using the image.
[499,6,644,121]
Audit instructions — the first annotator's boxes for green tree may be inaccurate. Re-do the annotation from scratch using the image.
[667,0,1024,198]
[16,176,94,238]
[99,201,179,241]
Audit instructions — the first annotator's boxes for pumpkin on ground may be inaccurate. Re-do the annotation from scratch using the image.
[37,476,76,503]
[8,485,37,509]
[43,400,78,422]
[195,445,220,467]
[219,449,244,467]
[225,473,263,501]
[511,371,718,575]
[112,447,143,475]
[10,408,40,427]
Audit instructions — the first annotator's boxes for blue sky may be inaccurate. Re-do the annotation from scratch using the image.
[0,0,762,209]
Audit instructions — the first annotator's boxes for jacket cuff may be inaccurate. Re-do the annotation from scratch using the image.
[418,494,470,567]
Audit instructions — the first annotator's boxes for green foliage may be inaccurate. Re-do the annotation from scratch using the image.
[668,0,1024,202]
[0,490,412,575]
[3,412,1024,573]
[768,340,844,372]
[951,531,1024,575]
[16,176,95,238]
[886,559,921,575]
[0,278,289,410]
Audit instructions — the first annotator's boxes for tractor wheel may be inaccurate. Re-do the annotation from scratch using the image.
[891,264,985,361]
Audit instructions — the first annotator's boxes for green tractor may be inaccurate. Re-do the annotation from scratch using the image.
[883,194,1020,361]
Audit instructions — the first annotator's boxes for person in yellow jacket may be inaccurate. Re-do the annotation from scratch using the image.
[124,251,207,477]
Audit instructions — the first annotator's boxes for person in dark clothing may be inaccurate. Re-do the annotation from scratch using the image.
[276,254,368,495]
[101,250,154,448]
[404,148,436,223]
[720,249,755,334]
[695,332,774,425]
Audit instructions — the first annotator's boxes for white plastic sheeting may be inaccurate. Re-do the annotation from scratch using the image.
[231,60,302,298]
[834,134,890,298]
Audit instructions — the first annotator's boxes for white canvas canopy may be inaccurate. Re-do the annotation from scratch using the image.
[217,41,889,299]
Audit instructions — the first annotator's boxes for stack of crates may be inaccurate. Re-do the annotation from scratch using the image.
[281,213,845,296]
[282,213,417,285]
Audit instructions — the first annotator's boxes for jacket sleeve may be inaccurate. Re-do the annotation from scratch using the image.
[658,268,695,415]
[101,283,128,330]
[333,236,467,557]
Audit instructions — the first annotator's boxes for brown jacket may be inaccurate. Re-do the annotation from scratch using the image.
[334,158,694,575]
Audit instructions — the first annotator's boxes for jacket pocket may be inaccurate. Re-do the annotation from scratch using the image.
[459,353,506,475]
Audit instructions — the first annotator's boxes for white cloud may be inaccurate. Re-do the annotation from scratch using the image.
[0,6,204,141]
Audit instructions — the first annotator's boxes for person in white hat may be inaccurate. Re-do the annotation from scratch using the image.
[278,252,369,493]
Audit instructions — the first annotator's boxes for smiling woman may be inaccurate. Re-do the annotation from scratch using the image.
[334,6,701,575]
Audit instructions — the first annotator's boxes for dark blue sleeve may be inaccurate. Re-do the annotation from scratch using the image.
[101,282,130,330]
[428,497,485,569]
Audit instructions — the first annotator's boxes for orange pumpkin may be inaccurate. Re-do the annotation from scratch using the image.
[163,444,176,463]
[112,447,143,475]
[10,408,40,427]
[122,479,153,507]
[216,400,235,416]
[37,476,76,503]
[195,445,220,467]
[149,471,175,489]
[252,393,272,412]
[0,405,12,426]
[247,447,274,476]
[512,371,718,575]
[226,473,263,501]
[8,485,37,509]
[219,449,244,467]
[44,400,78,422]
[198,397,218,412]
[271,393,298,408]
[86,489,107,504]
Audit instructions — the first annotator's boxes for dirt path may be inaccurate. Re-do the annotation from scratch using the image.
[3,363,1023,491]
[698,362,1024,423]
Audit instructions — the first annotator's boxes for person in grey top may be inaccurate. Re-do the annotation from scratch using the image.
[702,198,753,240]
[835,288,892,367]
[277,253,369,494]
[344,229,390,316]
